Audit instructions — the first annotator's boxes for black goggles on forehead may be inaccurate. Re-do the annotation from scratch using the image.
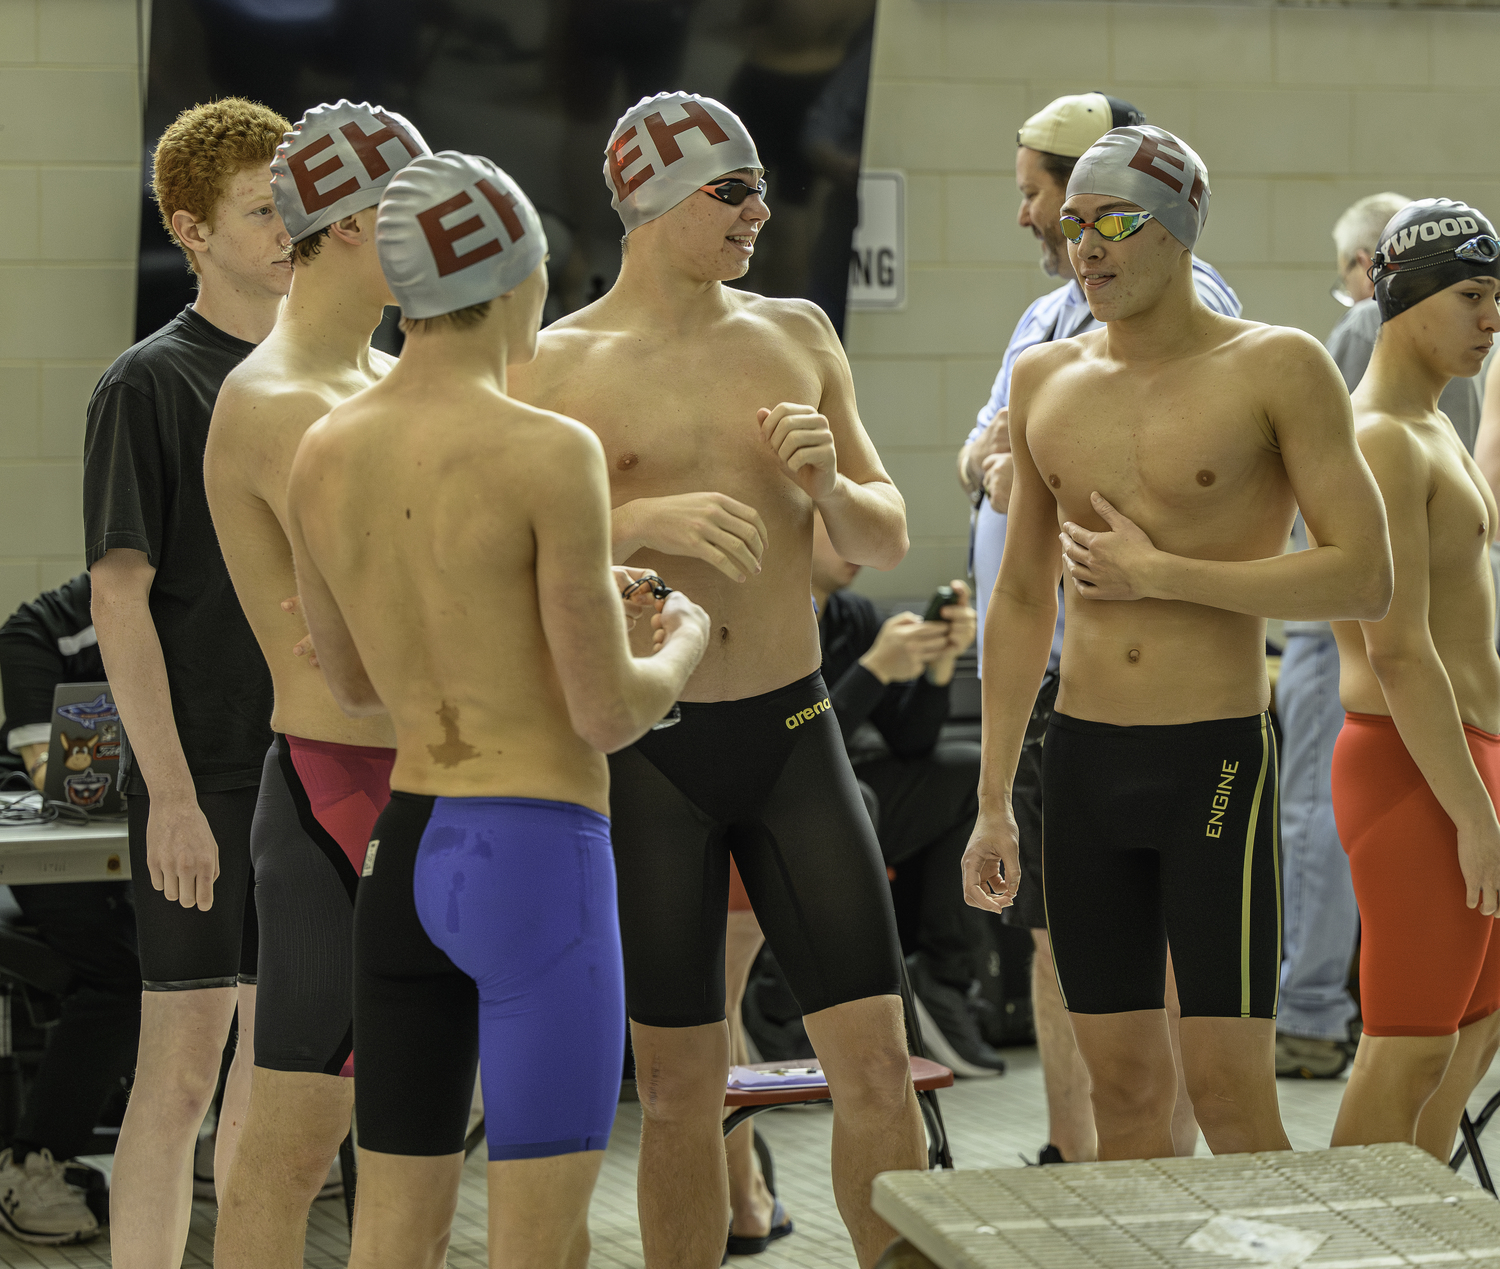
[699,177,766,206]
[1371,234,1500,277]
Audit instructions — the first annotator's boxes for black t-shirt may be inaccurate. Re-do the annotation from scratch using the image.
[0,572,105,771]
[82,306,272,795]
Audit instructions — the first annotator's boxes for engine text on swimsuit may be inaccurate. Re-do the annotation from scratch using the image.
[785,697,833,730]
[1206,760,1238,838]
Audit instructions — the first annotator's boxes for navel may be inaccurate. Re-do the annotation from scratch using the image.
[1127,648,1141,664]
[1196,470,1216,487]
[1048,474,1062,489]
[617,452,639,471]
[405,509,411,519]
[719,625,729,642]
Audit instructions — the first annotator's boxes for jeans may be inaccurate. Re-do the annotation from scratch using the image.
[1277,633,1360,1040]
[10,881,141,1159]
[856,740,983,988]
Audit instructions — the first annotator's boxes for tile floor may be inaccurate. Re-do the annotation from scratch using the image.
[17,1049,1500,1269]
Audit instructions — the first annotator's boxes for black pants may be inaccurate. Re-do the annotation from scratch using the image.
[856,740,983,989]
[10,881,140,1160]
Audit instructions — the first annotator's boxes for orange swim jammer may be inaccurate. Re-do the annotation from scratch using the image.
[1332,711,1500,1037]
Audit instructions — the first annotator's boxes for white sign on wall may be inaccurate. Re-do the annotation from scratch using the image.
[847,170,905,311]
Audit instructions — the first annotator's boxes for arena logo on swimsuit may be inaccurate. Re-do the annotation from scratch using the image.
[785,697,833,730]
[1206,760,1239,838]
[1385,217,1480,258]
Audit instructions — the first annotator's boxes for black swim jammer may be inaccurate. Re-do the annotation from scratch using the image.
[1040,711,1282,1019]
[609,670,903,1028]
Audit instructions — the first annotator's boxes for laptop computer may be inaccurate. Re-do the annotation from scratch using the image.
[42,682,125,815]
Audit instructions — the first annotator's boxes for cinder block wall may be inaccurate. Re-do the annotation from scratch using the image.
[847,0,1500,599]
[0,0,142,620]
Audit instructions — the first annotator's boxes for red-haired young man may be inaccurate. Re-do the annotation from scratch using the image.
[83,96,291,1268]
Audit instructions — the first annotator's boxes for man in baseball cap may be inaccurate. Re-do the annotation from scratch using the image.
[510,92,926,1263]
[204,98,427,1269]
[956,97,1240,1167]
[285,148,710,1268]
[963,122,1394,1161]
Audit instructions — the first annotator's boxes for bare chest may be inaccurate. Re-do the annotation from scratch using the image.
[1027,370,1288,548]
[1426,439,1494,582]
[537,330,824,508]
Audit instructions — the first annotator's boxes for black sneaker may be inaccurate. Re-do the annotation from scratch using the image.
[1021,1144,1067,1166]
[907,955,1006,1077]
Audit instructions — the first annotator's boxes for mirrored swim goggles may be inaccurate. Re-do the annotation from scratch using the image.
[1369,234,1500,280]
[699,177,767,206]
[1059,210,1154,245]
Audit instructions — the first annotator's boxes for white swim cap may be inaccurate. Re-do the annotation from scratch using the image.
[604,92,761,234]
[1066,125,1210,250]
[271,100,430,244]
[377,151,547,320]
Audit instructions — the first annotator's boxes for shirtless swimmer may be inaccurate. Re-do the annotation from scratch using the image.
[961,125,1394,1160]
[204,100,427,1268]
[1326,200,1500,1160]
[509,91,927,1268]
[287,150,711,1269]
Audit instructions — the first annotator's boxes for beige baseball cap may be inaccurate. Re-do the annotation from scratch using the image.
[1017,92,1146,159]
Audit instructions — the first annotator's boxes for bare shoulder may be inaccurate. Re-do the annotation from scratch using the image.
[1012,331,1089,389]
[1228,320,1335,375]
[1352,408,1426,478]
[732,291,840,348]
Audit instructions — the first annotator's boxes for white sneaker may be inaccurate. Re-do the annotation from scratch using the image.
[0,1149,99,1244]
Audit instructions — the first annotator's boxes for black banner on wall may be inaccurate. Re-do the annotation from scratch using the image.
[136,0,875,345]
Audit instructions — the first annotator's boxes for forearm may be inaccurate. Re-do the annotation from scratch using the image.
[816,476,908,570]
[1374,649,1498,830]
[601,638,701,751]
[91,591,194,799]
[958,444,980,496]
[610,501,649,564]
[1147,543,1390,622]
[977,588,1055,809]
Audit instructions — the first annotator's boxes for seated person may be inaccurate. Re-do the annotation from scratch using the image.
[0,572,141,1245]
[809,514,994,1072]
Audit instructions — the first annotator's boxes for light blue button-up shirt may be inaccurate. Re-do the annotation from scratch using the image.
[967,259,1242,673]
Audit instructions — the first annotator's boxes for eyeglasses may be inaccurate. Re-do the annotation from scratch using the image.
[699,178,766,206]
[1059,211,1154,245]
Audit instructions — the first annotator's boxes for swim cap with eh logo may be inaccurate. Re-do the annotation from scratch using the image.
[1066,125,1211,251]
[271,99,429,244]
[604,92,762,234]
[376,151,547,320]
[1369,198,1500,323]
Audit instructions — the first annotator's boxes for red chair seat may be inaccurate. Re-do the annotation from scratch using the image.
[724,1057,953,1108]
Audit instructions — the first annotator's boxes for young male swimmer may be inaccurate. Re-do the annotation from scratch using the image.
[509,91,926,1268]
[287,150,710,1269]
[1328,199,1500,1161]
[205,100,426,1269]
[962,124,1393,1160]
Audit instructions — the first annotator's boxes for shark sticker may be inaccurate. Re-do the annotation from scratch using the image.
[57,694,118,731]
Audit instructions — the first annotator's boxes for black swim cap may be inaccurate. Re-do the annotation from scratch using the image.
[1369,198,1500,322]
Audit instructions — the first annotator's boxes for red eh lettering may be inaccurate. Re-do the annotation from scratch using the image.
[418,190,501,278]
[607,126,652,201]
[339,112,422,181]
[287,113,423,215]
[1127,133,1187,195]
[643,101,730,165]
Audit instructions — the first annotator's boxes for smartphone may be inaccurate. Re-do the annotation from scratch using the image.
[923,585,958,623]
